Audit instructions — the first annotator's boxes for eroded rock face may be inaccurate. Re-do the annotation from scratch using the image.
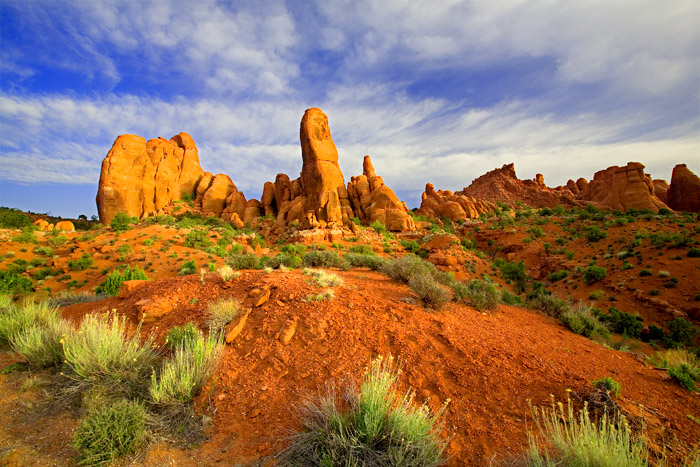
[97,133,204,224]
[460,163,577,208]
[578,162,669,212]
[418,183,496,221]
[653,179,669,204]
[347,156,416,231]
[299,108,352,228]
[667,164,700,212]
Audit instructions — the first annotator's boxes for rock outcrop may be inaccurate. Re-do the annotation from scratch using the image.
[653,179,669,204]
[564,162,669,212]
[299,108,353,228]
[96,133,204,224]
[347,156,416,231]
[667,164,700,212]
[418,184,496,221]
[460,163,578,209]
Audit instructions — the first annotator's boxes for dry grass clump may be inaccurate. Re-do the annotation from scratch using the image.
[206,298,242,334]
[304,289,335,302]
[302,268,344,287]
[217,265,239,281]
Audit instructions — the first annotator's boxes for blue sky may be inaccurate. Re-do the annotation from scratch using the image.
[1,0,699,218]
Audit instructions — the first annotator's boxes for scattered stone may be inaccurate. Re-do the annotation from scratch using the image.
[255,287,271,307]
[279,318,298,345]
[224,308,252,343]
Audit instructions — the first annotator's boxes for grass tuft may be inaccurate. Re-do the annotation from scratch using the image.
[279,355,447,466]
[302,268,344,287]
[206,298,242,334]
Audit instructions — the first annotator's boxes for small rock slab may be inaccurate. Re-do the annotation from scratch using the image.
[225,308,251,343]
[279,318,298,345]
[118,280,149,298]
[255,287,271,307]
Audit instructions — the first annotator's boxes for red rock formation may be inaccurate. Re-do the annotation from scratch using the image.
[460,163,577,208]
[347,156,416,231]
[418,183,496,221]
[667,164,700,212]
[577,162,669,212]
[653,179,669,204]
[97,133,204,224]
[299,108,352,228]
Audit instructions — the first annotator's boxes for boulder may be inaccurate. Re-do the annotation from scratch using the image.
[418,183,496,222]
[54,221,75,231]
[202,174,236,216]
[96,132,204,224]
[584,162,669,212]
[667,164,700,212]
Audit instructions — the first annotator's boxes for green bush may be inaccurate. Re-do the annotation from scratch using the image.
[668,365,698,392]
[689,248,700,258]
[501,291,524,306]
[73,399,147,466]
[33,246,55,256]
[639,269,652,277]
[584,225,607,242]
[110,212,134,232]
[0,269,33,295]
[179,260,197,276]
[591,377,621,397]
[278,356,447,466]
[344,253,387,270]
[597,308,643,338]
[280,243,306,256]
[302,251,348,269]
[150,330,222,406]
[184,229,213,250]
[466,279,500,311]
[262,253,302,269]
[227,253,261,270]
[561,305,610,340]
[349,244,375,255]
[96,266,149,296]
[583,265,607,284]
[549,270,568,282]
[371,220,386,233]
[0,208,32,228]
[12,226,38,243]
[68,253,94,271]
[400,240,428,258]
[666,318,699,348]
[62,313,157,393]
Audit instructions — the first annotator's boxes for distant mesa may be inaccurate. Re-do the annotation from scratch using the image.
[96,108,415,232]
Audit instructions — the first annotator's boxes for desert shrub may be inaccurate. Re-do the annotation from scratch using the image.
[370,220,387,234]
[33,246,54,256]
[381,254,434,283]
[497,260,527,285]
[689,248,700,258]
[68,253,94,271]
[51,291,109,308]
[165,322,201,349]
[179,260,197,276]
[530,292,569,318]
[150,331,223,406]
[12,225,38,244]
[349,244,374,255]
[0,299,58,348]
[432,271,468,301]
[0,269,33,295]
[465,279,500,311]
[62,313,157,394]
[561,305,610,340]
[583,265,607,284]
[184,229,213,250]
[584,225,607,242]
[206,298,242,334]
[501,291,524,306]
[527,398,646,466]
[668,365,698,392]
[400,240,428,258]
[666,318,699,348]
[47,234,67,248]
[11,313,72,368]
[262,253,302,269]
[226,253,261,270]
[303,268,343,287]
[96,266,149,296]
[549,270,568,282]
[591,377,622,397]
[280,243,306,256]
[73,399,147,466]
[639,269,652,277]
[408,273,449,309]
[0,208,32,228]
[345,253,387,270]
[302,250,348,269]
[117,244,132,261]
[588,290,604,300]
[597,308,643,338]
[110,212,134,232]
[278,356,447,466]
